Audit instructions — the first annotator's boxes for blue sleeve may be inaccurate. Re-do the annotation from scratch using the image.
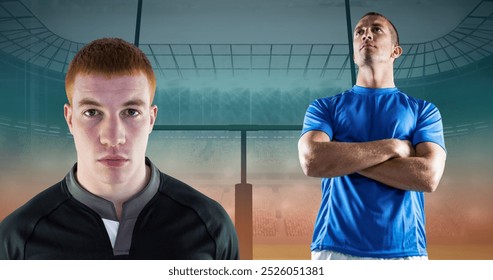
[412,101,446,152]
[300,98,334,140]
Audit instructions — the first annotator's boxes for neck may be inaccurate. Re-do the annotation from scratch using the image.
[355,63,396,88]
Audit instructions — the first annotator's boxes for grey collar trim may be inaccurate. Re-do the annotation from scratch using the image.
[65,157,160,221]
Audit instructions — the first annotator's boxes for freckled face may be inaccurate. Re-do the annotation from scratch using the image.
[64,73,157,186]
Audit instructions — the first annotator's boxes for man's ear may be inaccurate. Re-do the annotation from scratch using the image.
[149,105,158,134]
[392,45,403,59]
[64,103,74,134]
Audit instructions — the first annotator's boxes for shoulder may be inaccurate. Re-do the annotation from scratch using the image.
[396,90,440,112]
[0,180,69,259]
[2,180,69,224]
[305,92,347,118]
[156,172,239,259]
[157,173,231,223]
[311,91,346,108]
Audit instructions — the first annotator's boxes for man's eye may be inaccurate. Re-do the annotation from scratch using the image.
[83,109,99,117]
[125,109,140,117]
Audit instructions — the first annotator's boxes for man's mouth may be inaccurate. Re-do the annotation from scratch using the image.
[360,44,375,50]
[98,156,129,167]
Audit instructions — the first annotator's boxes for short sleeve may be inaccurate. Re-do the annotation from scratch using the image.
[412,101,446,152]
[300,98,334,140]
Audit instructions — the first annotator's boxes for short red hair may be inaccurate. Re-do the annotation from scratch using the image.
[65,38,156,104]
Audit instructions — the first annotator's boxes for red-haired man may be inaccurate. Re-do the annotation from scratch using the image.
[0,38,239,260]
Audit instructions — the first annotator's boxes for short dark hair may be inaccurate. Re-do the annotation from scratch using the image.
[361,12,400,46]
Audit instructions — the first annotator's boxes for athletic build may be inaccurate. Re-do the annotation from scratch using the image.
[298,13,446,259]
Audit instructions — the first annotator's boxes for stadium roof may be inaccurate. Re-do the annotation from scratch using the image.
[0,0,492,81]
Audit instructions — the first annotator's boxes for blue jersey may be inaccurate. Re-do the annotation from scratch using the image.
[301,85,445,258]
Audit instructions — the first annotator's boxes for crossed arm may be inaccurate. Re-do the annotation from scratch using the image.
[298,130,447,192]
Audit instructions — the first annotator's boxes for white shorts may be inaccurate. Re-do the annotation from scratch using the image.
[311,250,428,260]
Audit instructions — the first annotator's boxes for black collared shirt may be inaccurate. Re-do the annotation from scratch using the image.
[0,158,239,260]
[65,159,161,256]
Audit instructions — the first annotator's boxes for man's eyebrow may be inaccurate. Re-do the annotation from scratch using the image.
[354,22,385,31]
[122,99,146,107]
[77,98,101,107]
[77,98,146,107]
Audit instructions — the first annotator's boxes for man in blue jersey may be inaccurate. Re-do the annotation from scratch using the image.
[298,12,447,260]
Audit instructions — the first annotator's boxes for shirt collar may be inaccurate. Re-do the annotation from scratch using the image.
[65,157,160,221]
[352,85,399,95]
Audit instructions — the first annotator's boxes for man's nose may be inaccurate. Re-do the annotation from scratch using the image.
[99,115,126,147]
[363,30,373,41]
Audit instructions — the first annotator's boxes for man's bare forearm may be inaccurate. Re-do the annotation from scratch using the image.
[298,131,414,178]
[358,142,446,192]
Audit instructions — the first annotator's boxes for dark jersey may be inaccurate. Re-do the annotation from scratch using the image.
[0,166,239,260]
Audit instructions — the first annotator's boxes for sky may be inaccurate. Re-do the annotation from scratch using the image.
[21,0,481,44]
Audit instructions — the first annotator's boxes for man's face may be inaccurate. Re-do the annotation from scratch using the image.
[353,15,401,67]
[64,73,157,186]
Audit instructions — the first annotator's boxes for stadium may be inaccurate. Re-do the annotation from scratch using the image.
[1,0,493,259]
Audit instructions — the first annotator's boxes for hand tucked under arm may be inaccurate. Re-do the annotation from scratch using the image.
[358,142,446,192]
[298,130,414,178]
